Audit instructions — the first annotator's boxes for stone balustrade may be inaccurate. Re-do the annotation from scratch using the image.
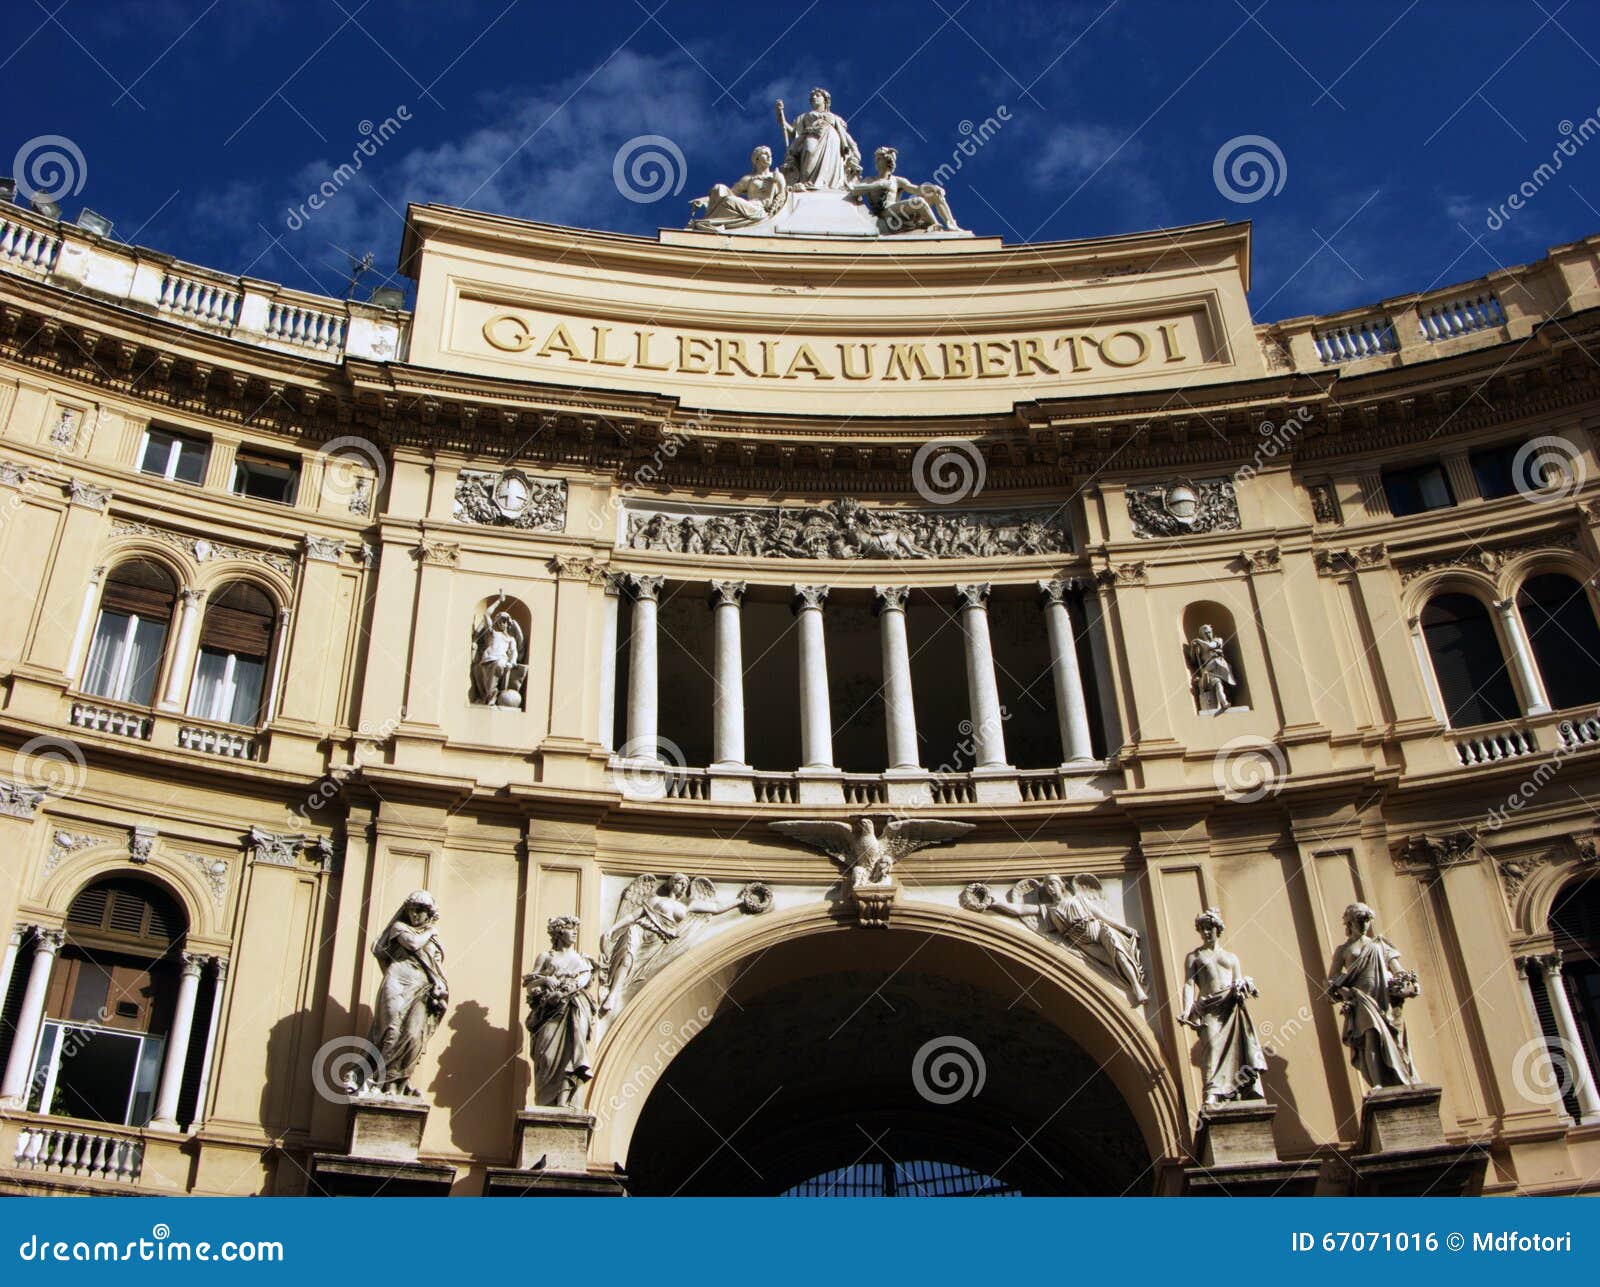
[0,203,406,364]
[11,1123,143,1183]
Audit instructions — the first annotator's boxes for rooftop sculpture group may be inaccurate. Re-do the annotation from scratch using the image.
[689,88,966,237]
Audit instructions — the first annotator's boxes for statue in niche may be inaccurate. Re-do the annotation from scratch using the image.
[775,88,862,191]
[689,145,789,231]
[1327,902,1420,1090]
[1179,909,1267,1104]
[471,593,527,708]
[599,874,772,1018]
[1186,623,1237,714]
[350,890,448,1096]
[961,874,1148,1004]
[768,817,973,927]
[847,146,963,234]
[523,916,599,1108]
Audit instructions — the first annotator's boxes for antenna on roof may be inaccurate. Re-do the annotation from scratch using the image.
[343,251,375,299]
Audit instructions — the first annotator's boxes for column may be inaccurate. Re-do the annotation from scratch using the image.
[596,574,622,750]
[189,957,227,1129]
[1038,579,1095,764]
[1407,615,1449,723]
[1541,953,1600,1123]
[262,609,291,723]
[874,586,920,771]
[149,951,204,1128]
[63,565,106,681]
[0,927,63,1104]
[709,581,748,768]
[624,574,664,760]
[955,583,1008,769]
[1495,598,1552,715]
[158,587,205,712]
[793,585,834,770]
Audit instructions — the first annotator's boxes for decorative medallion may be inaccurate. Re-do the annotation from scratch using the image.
[1126,478,1240,539]
[453,468,567,531]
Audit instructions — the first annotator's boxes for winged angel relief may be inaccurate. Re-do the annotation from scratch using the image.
[768,817,974,926]
[598,874,772,1019]
[960,874,1149,1005]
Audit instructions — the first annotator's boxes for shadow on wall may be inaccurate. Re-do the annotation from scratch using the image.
[431,999,522,1160]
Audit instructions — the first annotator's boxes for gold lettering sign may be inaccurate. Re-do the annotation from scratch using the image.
[480,313,1200,384]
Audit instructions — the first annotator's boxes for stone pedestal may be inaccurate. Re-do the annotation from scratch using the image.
[483,1107,626,1197]
[1348,1085,1488,1196]
[1184,1101,1320,1196]
[309,1097,457,1196]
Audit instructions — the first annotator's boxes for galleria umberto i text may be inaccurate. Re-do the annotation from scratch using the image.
[2,93,1600,1197]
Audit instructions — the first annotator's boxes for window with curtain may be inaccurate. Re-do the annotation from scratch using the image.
[1420,592,1521,727]
[186,581,276,726]
[1517,573,1600,711]
[82,560,176,706]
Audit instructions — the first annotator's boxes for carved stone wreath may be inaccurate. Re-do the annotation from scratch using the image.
[453,468,567,531]
[1125,478,1240,539]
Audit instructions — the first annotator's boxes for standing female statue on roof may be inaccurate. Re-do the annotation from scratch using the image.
[775,89,862,191]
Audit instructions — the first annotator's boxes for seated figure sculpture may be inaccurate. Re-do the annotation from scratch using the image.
[688,145,789,232]
[847,146,963,234]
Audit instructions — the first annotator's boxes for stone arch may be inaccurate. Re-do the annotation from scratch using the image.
[35,845,225,945]
[585,902,1185,1192]
[191,562,293,613]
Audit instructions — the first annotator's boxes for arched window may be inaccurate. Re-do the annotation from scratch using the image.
[1551,879,1600,1114]
[1517,573,1600,711]
[187,581,276,726]
[82,560,176,706]
[1420,592,1520,727]
[28,877,187,1127]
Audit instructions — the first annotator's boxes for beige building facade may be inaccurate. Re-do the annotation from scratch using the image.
[0,191,1599,1196]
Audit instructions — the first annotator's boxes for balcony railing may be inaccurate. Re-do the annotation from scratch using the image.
[1418,290,1505,341]
[1453,725,1539,766]
[0,204,406,364]
[69,699,153,740]
[1314,316,1399,364]
[11,1124,143,1184]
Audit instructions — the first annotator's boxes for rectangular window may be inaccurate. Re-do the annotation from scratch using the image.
[1470,440,1530,500]
[187,646,266,726]
[82,611,168,706]
[137,427,208,485]
[231,451,299,504]
[1381,462,1455,517]
[26,1020,165,1127]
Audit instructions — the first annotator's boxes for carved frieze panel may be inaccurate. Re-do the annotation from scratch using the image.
[111,520,296,578]
[622,498,1071,560]
[1125,478,1239,539]
[1395,532,1578,583]
[453,468,567,531]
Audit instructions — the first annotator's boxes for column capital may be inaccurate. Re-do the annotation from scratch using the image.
[709,580,747,608]
[627,573,665,602]
[179,587,206,608]
[873,585,910,612]
[214,956,230,980]
[1516,950,1562,977]
[1037,578,1071,605]
[178,951,206,978]
[602,571,628,596]
[955,582,992,609]
[34,927,64,952]
[1492,596,1516,615]
[6,924,23,947]
[792,584,830,611]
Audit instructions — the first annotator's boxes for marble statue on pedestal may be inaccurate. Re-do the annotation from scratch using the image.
[524,916,599,1108]
[775,89,862,191]
[847,146,963,234]
[1186,624,1236,713]
[351,890,448,1096]
[1180,909,1267,1104]
[599,874,772,1018]
[769,816,973,926]
[962,874,1148,1004]
[1327,902,1420,1089]
[689,145,789,231]
[471,593,526,707]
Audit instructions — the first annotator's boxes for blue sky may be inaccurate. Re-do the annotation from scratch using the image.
[6,0,1600,321]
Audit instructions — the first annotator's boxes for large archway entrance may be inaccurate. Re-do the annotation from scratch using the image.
[590,908,1181,1196]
